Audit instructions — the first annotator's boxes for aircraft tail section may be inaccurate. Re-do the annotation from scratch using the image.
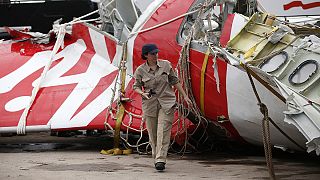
[0,23,120,134]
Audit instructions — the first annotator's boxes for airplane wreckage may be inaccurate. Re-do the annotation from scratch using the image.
[0,0,320,159]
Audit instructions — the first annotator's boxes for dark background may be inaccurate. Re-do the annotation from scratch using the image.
[0,0,98,33]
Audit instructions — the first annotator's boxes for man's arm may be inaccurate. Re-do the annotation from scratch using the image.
[133,69,151,100]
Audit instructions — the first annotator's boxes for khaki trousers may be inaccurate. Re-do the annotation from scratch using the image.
[145,108,174,164]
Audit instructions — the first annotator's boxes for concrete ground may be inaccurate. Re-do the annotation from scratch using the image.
[0,132,319,180]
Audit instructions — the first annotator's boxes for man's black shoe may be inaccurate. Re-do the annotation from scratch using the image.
[155,162,165,171]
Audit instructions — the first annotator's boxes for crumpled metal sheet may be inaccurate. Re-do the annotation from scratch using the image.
[275,79,320,155]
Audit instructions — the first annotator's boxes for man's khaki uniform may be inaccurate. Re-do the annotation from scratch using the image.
[133,60,179,163]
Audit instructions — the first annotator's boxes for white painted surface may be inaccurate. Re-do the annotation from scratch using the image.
[5,96,31,112]
[0,51,52,94]
[230,14,248,40]
[226,64,307,151]
[33,39,87,87]
[89,27,110,62]
[257,0,320,16]
[48,29,121,129]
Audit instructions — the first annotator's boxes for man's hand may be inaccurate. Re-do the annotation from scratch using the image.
[174,83,193,107]
[134,88,151,100]
[141,92,151,100]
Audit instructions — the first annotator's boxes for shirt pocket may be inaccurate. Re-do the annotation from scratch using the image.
[159,70,169,83]
[142,76,152,89]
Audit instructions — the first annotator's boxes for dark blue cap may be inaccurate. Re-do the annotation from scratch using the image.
[142,44,159,55]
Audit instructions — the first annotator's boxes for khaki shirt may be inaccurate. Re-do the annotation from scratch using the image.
[133,60,179,117]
